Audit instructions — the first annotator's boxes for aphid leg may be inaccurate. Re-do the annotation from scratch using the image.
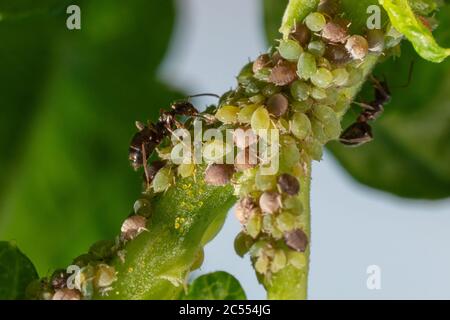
[369,75,391,101]
[141,142,151,186]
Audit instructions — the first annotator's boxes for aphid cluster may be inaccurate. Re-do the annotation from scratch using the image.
[30,0,419,299]
[210,0,391,279]
[26,196,154,300]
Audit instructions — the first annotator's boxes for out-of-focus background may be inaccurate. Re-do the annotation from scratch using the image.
[0,0,449,299]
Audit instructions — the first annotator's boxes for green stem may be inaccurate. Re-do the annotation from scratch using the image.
[280,0,320,39]
[97,168,236,299]
[266,162,311,299]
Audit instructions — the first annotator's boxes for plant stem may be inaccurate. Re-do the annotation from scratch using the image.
[280,0,320,39]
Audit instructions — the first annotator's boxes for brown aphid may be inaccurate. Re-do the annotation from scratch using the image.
[321,22,348,44]
[269,60,298,86]
[235,197,258,225]
[121,215,148,241]
[290,23,311,47]
[318,0,341,16]
[267,93,289,117]
[233,127,258,149]
[204,164,235,186]
[51,269,68,290]
[253,54,272,73]
[52,288,81,300]
[345,35,369,60]
[235,148,258,171]
[324,44,352,65]
[259,191,282,214]
[284,229,308,252]
[277,174,300,196]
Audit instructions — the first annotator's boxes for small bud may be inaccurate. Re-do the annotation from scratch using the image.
[345,35,369,60]
[277,174,300,195]
[284,229,309,252]
[204,164,234,186]
[267,93,288,117]
[269,60,298,86]
[52,288,81,300]
[253,54,271,73]
[121,215,148,241]
[259,191,282,214]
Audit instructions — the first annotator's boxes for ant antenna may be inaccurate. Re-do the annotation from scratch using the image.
[188,93,220,99]
[393,60,415,88]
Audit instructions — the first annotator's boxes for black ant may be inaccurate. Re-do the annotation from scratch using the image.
[129,94,219,184]
[339,76,389,146]
[340,62,413,147]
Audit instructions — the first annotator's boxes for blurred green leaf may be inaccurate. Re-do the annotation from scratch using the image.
[0,0,181,274]
[264,0,289,44]
[181,271,246,300]
[329,5,450,199]
[0,0,72,20]
[0,241,38,299]
[381,0,450,63]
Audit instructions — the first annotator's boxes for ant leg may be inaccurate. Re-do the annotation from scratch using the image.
[353,101,376,111]
[394,60,415,88]
[141,142,151,186]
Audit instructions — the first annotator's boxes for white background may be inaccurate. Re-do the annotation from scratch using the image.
[161,0,450,299]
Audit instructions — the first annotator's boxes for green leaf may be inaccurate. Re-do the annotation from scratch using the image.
[181,271,246,300]
[0,241,38,300]
[329,5,450,199]
[0,0,180,274]
[380,0,450,62]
